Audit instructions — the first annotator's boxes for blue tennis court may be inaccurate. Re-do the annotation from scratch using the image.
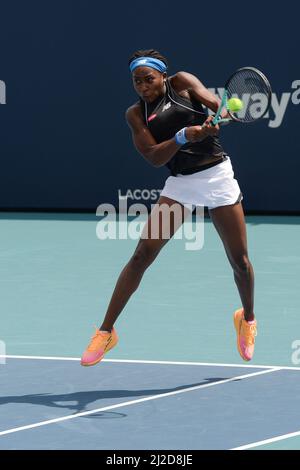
[1,214,300,450]
[1,356,300,450]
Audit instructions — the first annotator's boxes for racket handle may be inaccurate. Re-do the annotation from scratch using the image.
[211,115,219,126]
[211,115,229,126]
[206,116,231,128]
[216,117,231,124]
[212,89,228,125]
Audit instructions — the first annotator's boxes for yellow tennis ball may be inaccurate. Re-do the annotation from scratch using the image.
[228,97,244,112]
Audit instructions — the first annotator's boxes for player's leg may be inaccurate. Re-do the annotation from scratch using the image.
[81,197,191,366]
[100,196,191,330]
[209,201,257,361]
[209,201,254,319]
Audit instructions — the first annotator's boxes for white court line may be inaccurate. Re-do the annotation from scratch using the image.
[231,429,300,450]
[0,355,79,361]
[1,354,300,370]
[104,359,300,371]
[0,368,279,438]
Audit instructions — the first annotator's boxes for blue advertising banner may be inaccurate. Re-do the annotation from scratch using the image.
[0,1,298,211]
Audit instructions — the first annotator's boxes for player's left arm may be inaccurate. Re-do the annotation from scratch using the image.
[172,71,228,119]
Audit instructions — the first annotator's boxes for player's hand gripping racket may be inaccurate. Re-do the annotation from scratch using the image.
[212,67,272,125]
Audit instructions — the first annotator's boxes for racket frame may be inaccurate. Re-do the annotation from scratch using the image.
[212,66,272,126]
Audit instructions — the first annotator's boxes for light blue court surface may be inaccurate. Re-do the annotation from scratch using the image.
[0,213,300,449]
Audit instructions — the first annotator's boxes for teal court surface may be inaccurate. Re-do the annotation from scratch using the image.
[0,213,300,449]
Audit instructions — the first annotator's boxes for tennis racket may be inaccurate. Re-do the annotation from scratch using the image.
[212,67,272,125]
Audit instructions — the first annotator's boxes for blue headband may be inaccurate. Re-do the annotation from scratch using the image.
[129,57,167,73]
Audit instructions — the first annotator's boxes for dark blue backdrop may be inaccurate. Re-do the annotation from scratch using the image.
[0,0,298,211]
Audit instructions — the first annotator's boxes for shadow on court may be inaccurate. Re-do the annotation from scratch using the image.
[0,377,227,415]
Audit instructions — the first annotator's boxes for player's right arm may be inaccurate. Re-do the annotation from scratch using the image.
[125,105,218,168]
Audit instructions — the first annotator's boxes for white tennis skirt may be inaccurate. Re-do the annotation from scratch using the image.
[160,156,242,210]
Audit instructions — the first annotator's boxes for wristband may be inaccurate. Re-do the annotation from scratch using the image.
[175,127,188,145]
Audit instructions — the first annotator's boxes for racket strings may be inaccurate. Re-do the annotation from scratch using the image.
[226,69,271,122]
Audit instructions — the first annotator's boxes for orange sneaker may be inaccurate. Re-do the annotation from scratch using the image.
[81,327,118,367]
[233,309,257,361]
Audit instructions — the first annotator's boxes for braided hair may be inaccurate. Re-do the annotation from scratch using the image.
[128,49,168,68]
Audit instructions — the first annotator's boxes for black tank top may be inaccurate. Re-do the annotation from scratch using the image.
[141,79,227,176]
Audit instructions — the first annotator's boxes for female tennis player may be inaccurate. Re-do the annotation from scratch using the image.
[81,49,257,366]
